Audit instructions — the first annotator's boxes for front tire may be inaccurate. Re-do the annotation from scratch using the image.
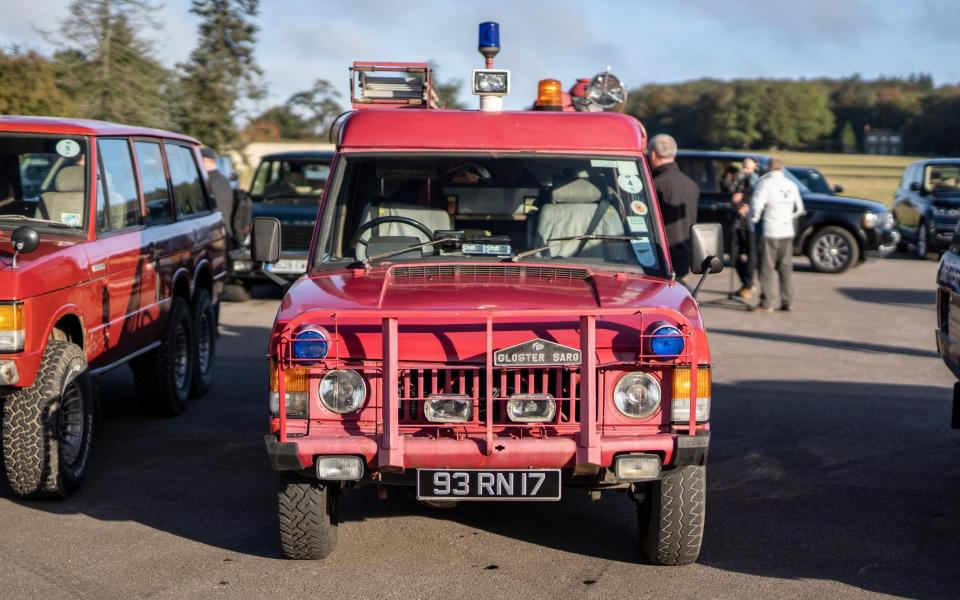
[639,465,706,566]
[2,341,93,499]
[190,289,216,398]
[132,296,194,416]
[807,226,859,273]
[277,473,339,559]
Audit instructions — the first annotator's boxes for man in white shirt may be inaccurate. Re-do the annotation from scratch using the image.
[750,157,805,312]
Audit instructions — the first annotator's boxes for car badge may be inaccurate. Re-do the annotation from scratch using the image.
[494,338,581,367]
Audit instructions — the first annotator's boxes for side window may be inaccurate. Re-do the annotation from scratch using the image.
[134,141,174,226]
[96,138,141,232]
[250,161,273,196]
[676,158,714,193]
[165,143,208,217]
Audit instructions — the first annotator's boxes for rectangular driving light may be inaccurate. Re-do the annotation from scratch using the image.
[0,302,24,353]
[614,454,662,482]
[507,393,556,422]
[472,69,510,96]
[316,456,364,481]
[424,394,472,423]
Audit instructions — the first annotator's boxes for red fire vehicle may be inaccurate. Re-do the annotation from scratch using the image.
[255,23,723,564]
[0,117,225,498]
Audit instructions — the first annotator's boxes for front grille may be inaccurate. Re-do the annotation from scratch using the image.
[398,367,580,425]
[283,225,314,250]
[391,264,589,285]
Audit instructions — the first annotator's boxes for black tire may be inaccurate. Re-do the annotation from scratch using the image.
[132,296,194,416]
[190,289,216,398]
[2,341,93,499]
[639,465,705,566]
[277,472,339,560]
[916,221,930,260]
[807,226,859,273]
[222,282,251,302]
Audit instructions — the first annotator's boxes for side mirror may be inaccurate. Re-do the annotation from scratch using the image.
[11,226,40,255]
[833,184,844,194]
[909,181,921,192]
[688,223,724,299]
[251,217,281,264]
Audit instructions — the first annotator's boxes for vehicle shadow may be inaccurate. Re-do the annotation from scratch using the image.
[838,287,936,307]
[709,327,939,359]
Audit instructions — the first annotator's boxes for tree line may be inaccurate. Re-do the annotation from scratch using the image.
[625,75,960,154]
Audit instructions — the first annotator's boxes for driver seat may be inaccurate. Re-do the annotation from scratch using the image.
[354,201,453,260]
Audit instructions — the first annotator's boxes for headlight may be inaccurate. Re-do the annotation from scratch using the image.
[882,211,896,228]
[0,302,25,353]
[862,212,879,228]
[472,69,510,95]
[291,325,330,364]
[506,394,556,422]
[424,394,471,422]
[648,323,684,359]
[269,363,309,418]
[319,369,367,414]
[613,372,661,419]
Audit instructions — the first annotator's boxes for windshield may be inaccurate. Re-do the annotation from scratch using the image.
[250,158,331,202]
[314,154,667,275]
[0,134,88,230]
[781,168,811,194]
[788,167,830,194]
[925,164,960,193]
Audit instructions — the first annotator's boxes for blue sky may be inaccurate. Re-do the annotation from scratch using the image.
[2,0,957,111]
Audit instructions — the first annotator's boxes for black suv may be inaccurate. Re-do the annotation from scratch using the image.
[893,159,960,259]
[677,151,899,273]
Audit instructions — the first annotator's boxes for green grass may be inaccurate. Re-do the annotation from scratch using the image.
[777,150,918,207]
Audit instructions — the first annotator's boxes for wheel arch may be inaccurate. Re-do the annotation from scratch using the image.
[800,219,866,256]
[171,267,193,301]
[41,305,86,352]
[193,259,214,298]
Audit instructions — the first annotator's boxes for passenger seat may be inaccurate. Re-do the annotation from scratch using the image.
[36,165,85,226]
[534,176,626,259]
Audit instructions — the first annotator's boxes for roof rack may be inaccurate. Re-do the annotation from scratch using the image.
[350,62,442,109]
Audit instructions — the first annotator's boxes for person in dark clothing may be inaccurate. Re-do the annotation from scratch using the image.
[731,156,760,298]
[649,133,700,280]
[201,147,235,239]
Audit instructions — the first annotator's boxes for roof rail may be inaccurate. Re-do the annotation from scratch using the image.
[350,62,442,109]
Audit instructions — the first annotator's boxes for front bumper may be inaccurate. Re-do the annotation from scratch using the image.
[864,226,901,257]
[0,348,43,388]
[264,431,709,474]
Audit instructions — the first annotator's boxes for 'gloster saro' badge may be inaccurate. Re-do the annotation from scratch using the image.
[494,338,581,367]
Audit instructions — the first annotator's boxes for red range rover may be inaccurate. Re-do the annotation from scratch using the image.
[0,117,225,498]
[256,40,723,564]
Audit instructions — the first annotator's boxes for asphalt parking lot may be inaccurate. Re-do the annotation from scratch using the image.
[2,253,959,600]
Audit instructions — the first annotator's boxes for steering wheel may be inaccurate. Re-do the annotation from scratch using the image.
[350,215,436,257]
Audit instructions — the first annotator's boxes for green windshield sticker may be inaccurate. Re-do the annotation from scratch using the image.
[631,237,657,267]
[618,161,639,176]
[56,139,81,158]
[626,216,648,233]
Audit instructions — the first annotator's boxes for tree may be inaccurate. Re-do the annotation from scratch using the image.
[48,0,172,127]
[176,0,263,150]
[839,121,857,153]
[244,105,309,141]
[286,79,343,137]
[0,49,74,116]
[429,61,465,110]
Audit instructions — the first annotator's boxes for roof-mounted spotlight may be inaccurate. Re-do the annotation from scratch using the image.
[475,21,509,112]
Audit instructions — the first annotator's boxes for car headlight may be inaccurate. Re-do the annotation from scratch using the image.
[319,369,367,414]
[291,325,330,365]
[862,212,879,228]
[0,302,25,353]
[424,394,472,422]
[648,323,685,359]
[613,372,661,419]
[506,394,556,422]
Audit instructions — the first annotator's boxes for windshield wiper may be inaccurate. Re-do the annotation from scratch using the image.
[0,214,76,229]
[362,236,459,268]
[508,235,636,262]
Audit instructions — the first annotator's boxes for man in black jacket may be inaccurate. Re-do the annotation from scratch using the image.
[649,134,700,280]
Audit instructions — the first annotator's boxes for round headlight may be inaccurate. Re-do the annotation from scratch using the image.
[319,370,367,414]
[613,372,661,419]
[649,324,684,358]
[292,325,329,364]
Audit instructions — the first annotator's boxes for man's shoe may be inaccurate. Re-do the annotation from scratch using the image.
[779,304,792,312]
[750,305,774,313]
[735,287,753,299]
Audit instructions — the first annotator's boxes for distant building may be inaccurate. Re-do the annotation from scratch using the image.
[863,127,904,155]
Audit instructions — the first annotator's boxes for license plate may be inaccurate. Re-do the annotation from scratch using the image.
[266,259,307,274]
[416,469,561,501]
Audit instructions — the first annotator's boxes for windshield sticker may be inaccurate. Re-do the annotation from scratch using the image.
[630,238,657,267]
[590,159,618,169]
[618,161,639,176]
[626,216,648,233]
[629,200,648,215]
[56,139,81,158]
[60,213,81,227]
[618,174,643,194]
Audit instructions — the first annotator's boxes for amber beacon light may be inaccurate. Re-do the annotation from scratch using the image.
[536,79,564,111]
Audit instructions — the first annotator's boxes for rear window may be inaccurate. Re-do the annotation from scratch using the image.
[165,143,208,217]
[0,134,88,230]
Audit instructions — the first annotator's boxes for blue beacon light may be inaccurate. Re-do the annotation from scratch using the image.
[478,22,500,60]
